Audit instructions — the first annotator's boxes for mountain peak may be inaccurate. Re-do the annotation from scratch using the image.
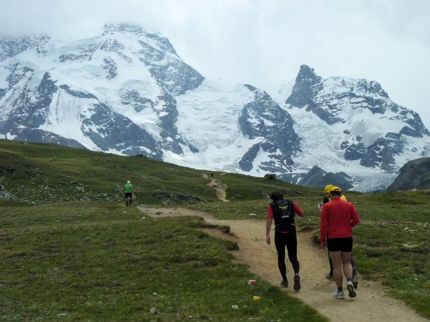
[101,23,178,57]
[297,64,320,81]
[285,65,321,107]
[102,23,145,36]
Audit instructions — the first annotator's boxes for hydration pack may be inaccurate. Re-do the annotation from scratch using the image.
[271,199,295,232]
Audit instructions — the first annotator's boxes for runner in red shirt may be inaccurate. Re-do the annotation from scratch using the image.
[266,191,304,291]
[320,186,360,299]
[320,185,358,288]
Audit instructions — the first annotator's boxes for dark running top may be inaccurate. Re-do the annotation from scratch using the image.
[267,199,304,234]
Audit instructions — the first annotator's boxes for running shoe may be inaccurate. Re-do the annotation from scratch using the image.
[352,273,358,289]
[293,275,301,291]
[280,280,288,288]
[332,291,345,299]
[347,281,357,298]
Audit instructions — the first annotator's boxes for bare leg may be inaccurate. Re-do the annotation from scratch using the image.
[329,253,333,276]
[329,251,343,288]
[342,251,357,297]
[341,252,353,279]
[351,255,358,288]
[326,252,333,279]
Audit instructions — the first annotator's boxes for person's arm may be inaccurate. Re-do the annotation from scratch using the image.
[349,203,360,227]
[266,205,273,245]
[293,202,304,217]
[266,218,272,245]
[320,205,328,248]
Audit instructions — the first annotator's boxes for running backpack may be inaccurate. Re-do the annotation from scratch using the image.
[271,199,295,232]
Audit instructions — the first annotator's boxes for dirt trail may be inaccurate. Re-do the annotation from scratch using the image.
[138,206,427,322]
[202,174,229,202]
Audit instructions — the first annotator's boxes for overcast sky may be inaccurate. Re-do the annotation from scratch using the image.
[1,0,429,127]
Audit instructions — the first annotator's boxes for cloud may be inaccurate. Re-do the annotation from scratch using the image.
[1,0,429,126]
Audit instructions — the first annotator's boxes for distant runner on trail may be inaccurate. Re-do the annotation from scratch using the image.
[124,180,133,206]
[320,184,358,288]
[266,191,303,291]
[320,186,360,299]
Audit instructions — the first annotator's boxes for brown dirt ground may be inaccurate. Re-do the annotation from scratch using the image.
[203,173,229,202]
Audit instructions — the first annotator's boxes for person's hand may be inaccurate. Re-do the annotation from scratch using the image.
[320,240,326,249]
[266,235,270,245]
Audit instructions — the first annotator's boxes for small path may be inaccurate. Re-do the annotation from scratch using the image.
[203,174,229,202]
[138,206,428,322]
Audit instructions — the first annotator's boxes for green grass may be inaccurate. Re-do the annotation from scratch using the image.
[347,191,430,318]
[353,221,430,315]
[0,202,326,321]
[0,140,311,205]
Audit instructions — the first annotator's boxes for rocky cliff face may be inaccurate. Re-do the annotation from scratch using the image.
[387,158,430,191]
[297,165,353,191]
[238,84,300,172]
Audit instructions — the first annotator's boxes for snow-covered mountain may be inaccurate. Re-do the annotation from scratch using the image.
[1,23,429,191]
[283,65,430,190]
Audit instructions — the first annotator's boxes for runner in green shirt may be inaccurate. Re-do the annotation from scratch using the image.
[124,180,133,206]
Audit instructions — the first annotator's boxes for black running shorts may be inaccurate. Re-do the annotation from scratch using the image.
[327,237,353,252]
[125,192,132,199]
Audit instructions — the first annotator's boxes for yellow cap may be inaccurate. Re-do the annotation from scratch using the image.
[330,186,342,193]
[323,184,333,194]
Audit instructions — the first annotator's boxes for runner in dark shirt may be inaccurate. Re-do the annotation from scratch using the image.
[266,191,304,291]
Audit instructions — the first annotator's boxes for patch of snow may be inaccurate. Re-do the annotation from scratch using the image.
[39,89,99,150]
[351,172,398,192]
[6,132,17,140]
[0,65,9,88]
[268,82,293,106]
[176,80,255,156]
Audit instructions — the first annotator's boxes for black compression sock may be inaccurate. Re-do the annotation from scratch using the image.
[337,287,343,292]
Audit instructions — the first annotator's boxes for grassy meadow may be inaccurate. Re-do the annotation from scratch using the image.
[1,202,326,321]
[1,139,429,320]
